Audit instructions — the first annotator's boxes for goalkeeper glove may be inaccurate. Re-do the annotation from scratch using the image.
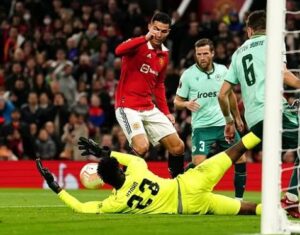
[78,137,111,158]
[36,158,62,194]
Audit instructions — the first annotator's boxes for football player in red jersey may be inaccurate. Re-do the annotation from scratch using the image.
[114,12,184,178]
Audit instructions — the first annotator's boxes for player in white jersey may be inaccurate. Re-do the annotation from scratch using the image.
[174,38,247,200]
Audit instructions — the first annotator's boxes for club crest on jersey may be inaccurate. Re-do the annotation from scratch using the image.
[215,74,222,81]
[132,122,141,130]
[159,57,165,67]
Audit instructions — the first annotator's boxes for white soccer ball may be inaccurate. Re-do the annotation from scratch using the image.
[79,163,104,189]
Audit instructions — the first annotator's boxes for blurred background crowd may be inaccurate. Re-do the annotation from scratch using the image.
[0,0,299,163]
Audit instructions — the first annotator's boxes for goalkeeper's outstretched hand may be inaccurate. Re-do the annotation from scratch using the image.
[36,158,62,194]
[78,137,111,158]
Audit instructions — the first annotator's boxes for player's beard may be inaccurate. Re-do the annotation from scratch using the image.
[196,60,210,71]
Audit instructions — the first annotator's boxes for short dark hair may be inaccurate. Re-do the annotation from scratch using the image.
[246,10,266,31]
[151,12,171,26]
[97,157,122,187]
[194,38,215,52]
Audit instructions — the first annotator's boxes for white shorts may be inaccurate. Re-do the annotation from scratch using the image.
[115,107,176,146]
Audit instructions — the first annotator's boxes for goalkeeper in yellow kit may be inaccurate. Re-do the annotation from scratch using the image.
[37,133,262,216]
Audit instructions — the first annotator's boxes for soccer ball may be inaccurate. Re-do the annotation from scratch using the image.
[79,163,104,189]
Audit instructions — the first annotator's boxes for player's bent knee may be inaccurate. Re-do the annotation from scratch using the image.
[236,154,247,164]
[131,135,150,156]
[132,142,149,156]
[168,140,185,156]
[192,155,207,165]
[133,145,149,156]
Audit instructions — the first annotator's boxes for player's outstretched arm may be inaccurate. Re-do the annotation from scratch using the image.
[36,158,104,213]
[36,158,62,193]
[115,36,147,56]
[283,65,300,88]
[58,190,104,214]
[78,137,111,158]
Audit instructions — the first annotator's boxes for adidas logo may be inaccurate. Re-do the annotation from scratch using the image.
[146,53,152,58]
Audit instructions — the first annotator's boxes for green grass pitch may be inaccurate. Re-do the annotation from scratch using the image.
[0,189,261,235]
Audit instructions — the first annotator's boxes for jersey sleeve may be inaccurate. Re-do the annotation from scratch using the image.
[153,82,170,115]
[110,151,148,174]
[153,63,170,115]
[115,36,147,56]
[58,189,127,214]
[58,190,104,213]
[221,65,228,82]
[225,53,239,85]
[176,71,190,99]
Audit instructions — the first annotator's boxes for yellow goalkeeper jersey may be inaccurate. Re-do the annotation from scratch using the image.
[59,151,179,214]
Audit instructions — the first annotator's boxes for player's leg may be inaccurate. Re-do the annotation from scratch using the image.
[192,155,206,166]
[189,131,261,195]
[223,121,263,164]
[219,127,247,200]
[191,128,207,167]
[208,193,261,215]
[282,113,299,198]
[185,127,219,172]
[185,132,261,215]
[131,134,150,156]
[190,127,216,166]
[185,150,221,172]
[239,202,261,215]
[160,133,185,178]
[247,119,300,213]
[144,107,184,178]
[115,107,149,156]
[234,155,247,200]
[224,134,260,163]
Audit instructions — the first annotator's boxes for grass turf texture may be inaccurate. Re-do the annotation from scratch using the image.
[0,189,261,235]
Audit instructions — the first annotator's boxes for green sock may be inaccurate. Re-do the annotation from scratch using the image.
[234,163,247,199]
[184,162,195,172]
[288,160,299,196]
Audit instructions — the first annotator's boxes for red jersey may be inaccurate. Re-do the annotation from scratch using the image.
[115,36,170,115]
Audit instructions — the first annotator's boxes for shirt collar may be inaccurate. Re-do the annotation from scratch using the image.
[250,32,266,39]
[195,63,215,79]
[147,41,168,52]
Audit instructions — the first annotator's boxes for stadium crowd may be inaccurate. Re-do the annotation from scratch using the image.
[0,0,299,162]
